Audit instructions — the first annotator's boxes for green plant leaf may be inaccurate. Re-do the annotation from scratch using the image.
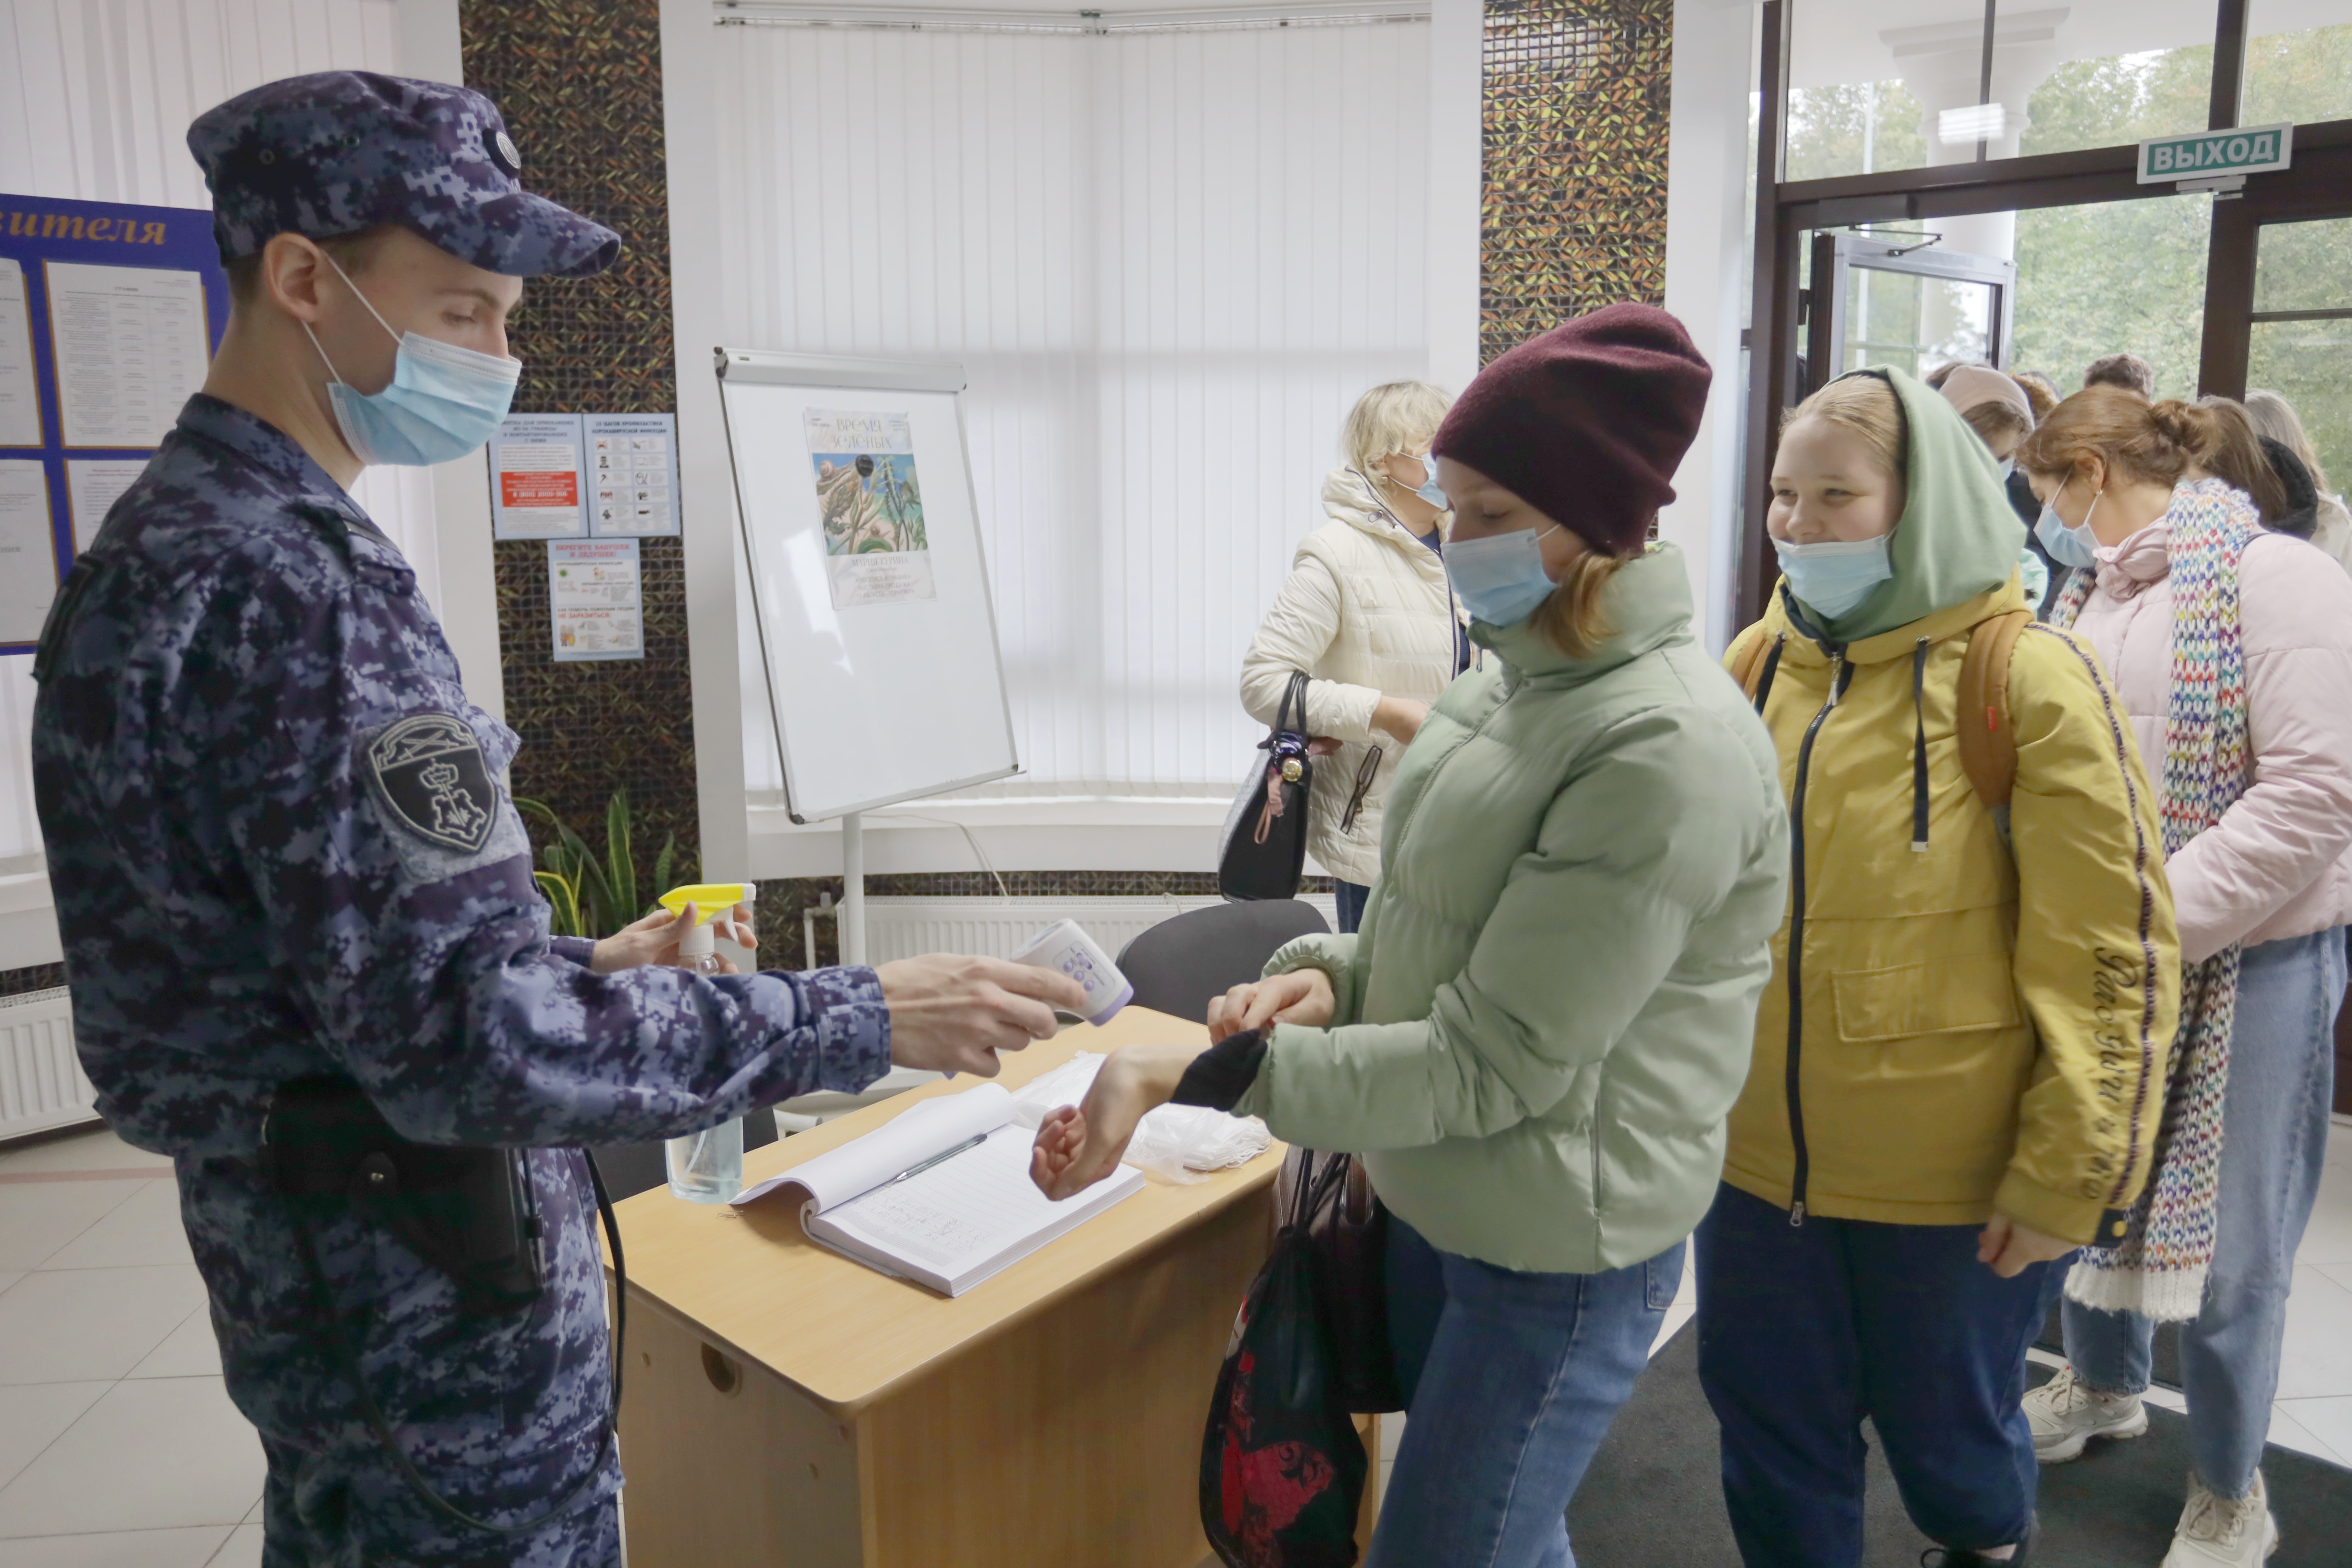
[605,789,636,927]
[548,817,618,937]
[651,832,676,915]
[533,870,581,939]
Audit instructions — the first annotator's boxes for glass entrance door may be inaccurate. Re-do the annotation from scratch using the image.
[1804,233,2018,394]
[2246,215,2352,492]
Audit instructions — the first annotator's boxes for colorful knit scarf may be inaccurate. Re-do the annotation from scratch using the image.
[2052,478,2259,1322]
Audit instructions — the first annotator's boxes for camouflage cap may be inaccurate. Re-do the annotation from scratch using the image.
[187,71,620,279]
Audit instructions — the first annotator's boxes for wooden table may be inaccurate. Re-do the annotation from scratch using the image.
[610,1007,1289,1567]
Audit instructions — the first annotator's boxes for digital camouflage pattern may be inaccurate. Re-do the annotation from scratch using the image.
[186,71,621,280]
[32,395,892,1566]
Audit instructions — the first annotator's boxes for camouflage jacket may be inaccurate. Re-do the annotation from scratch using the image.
[32,394,889,1560]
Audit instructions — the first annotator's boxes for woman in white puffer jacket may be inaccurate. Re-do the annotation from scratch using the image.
[1240,381,1469,932]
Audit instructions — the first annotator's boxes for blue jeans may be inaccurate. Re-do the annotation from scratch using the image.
[1695,1182,2066,1568]
[1372,1215,1680,1568]
[1334,879,1370,935]
[2062,925,2347,1498]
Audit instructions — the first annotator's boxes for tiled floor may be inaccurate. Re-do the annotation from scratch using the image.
[0,1127,262,1568]
[3,1120,2350,1563]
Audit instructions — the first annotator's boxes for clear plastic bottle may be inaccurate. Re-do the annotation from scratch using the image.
[664,909,744,1203]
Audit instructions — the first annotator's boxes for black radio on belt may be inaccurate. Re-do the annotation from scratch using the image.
[264,1076,546,1315]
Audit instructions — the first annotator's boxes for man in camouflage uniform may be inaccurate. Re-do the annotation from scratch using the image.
[30,72,1080,1567]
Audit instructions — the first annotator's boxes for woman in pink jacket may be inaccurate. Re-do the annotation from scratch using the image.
[2017,387,2352,1568]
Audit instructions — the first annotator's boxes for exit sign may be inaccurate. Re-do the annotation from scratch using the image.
[2139,123,2294,183]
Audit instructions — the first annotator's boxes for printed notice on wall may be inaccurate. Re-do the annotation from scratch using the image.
[548,537,642,662]
[585,413,680,537]
[44,261,209,449]
[492,413,588,539]
[66,458,148,552]
[0,461,58,643]
[805,408,933,609]
[0,260,40,448]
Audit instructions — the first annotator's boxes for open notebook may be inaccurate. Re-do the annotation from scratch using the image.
[731,1083,1145,1297]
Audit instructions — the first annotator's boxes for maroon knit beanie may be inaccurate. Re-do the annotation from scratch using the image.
[1432,303,1713,557]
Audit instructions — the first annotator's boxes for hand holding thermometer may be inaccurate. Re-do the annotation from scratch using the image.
[1007,920,1132,1025]
[939,921,1129,1082]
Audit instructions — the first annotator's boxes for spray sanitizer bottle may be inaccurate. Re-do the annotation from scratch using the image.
[658,883,752,1203]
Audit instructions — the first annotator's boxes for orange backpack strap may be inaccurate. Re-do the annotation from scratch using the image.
[1728,627,1776,702]
[1955,610,2031,810]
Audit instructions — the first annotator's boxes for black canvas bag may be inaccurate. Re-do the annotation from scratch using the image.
[1274,1148,1402,1414]
[1219,672,1315,902]
[1200,1147,1369,1567]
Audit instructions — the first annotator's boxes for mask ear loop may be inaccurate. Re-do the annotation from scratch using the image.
[299,321,348,386]
[319,248,406,347]
[299,244,401,390]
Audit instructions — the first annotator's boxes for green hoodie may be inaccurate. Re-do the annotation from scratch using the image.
[1800,365,2027,643]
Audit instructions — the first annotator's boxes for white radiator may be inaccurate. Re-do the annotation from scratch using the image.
[0,987,95,1142]
[806,894,1340,969]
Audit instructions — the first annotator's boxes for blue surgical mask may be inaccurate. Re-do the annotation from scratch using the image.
[1446,524,1560,627]
[1995,456,2016,480]
[1774,535,1893,621]
[1409,453,1448,509]
[2034,492,2102,570]
[304,254,522,468]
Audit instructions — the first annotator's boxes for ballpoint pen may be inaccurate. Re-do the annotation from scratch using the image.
[888,1132,988,1186]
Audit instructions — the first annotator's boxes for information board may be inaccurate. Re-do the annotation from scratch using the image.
[585,412,680,537]
[491,412,589,539]
[0,195,229,650]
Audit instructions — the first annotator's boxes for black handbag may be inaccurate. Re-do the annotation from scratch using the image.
[1274,1148,1403,1414]
[1200,1142,1370,1567]
[1220,672,1315,901]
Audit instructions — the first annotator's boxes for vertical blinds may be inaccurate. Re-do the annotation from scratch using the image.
[0,0,433,867]
[714,21,1431,803]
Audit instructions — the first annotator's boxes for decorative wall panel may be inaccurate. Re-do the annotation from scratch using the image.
[1480,0,1675,365]
[461,0,702,891]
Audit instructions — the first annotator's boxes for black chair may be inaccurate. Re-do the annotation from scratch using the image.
[1115,899,1332,1025]
[588,1107,781,1202]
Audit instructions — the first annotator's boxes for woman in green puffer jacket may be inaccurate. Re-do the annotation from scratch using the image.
[1028,305,1791,1568]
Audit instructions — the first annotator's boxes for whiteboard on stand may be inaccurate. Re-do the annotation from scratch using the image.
[716,349,1018,823]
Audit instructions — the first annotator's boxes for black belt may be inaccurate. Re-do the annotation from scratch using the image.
[263,1077,626,1540]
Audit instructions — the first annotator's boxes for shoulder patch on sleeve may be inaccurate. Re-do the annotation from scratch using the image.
[363,713,499,853]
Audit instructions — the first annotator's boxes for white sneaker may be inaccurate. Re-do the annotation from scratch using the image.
[2022,1364,2149,1461]
[2161,1470,2280,1566]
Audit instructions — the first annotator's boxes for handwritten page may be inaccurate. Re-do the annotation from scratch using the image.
[823,1126,1087,1270]
[731,1082,1015,1212]
[814,1124,1145,1295]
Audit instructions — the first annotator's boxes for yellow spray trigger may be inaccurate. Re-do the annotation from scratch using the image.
[658,884,750,925]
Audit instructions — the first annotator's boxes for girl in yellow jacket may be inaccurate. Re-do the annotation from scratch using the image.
[1703,368,2181,1568]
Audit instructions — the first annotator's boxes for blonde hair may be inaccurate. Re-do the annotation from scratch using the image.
[1342,381,1454,486]
[2245,389,2333,496]
[1781,372,1908,484]
[1527,550,1633,658]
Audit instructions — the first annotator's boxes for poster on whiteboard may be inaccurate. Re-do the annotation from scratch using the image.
[804,407,933,608]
